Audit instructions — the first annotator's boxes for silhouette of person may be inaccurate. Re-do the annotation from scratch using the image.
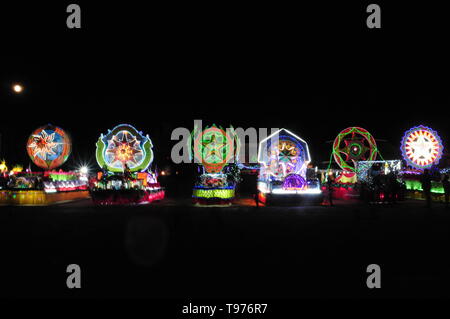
[420,169,432,208]
[387,172,398,204]
[442,174,450,208]
[248,172,259,207]
[326,176,334,206]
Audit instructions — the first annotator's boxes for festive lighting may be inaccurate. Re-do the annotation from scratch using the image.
[258,128,311,180]
[26,125,72,170]
[79,166,88,175]
[96,124,154,172]
[401,125,443,169]
[355,160,402,183]
[282,174,307,190]
[11,165,23,173]
[0,160,7,173]
[334,171,357,184]
[272,188,322,194]
[404,179,444,194]
[257,129,322,203]
[191,124,240,174]
[332,127,378,172]
[192,187,235,199]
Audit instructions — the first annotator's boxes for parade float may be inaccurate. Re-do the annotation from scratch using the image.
[0,124,89,206]
[399,125,445,201]
[257,128,322,205]
[355,160,404,202]
[190,124,241,206]
[325,127,379,200]
[90,124,164,205]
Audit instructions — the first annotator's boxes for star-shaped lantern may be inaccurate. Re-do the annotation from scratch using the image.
[106,131,143,168]
[28,130,61,160]
[402,125,443,169]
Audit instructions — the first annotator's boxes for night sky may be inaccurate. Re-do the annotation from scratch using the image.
[0,2,449,170]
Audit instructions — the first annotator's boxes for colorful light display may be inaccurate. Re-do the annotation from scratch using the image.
[0,160,7,173]
[334,171,358,184]
[191,124,239,173]
[404,179,444,194]
[332,127,378,172]
[96,124,154,172]
[26,125,72,170]
[282,174,306,190]
[258,129,311,180]
[355,160,402,183]
[257,129,322,204]
[189,124,240,205]
[401,125,443,169]
[192,187,235,199]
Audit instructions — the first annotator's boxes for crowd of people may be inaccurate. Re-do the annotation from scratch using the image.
[420,169,450,208]
[325,164,450,207]
[0,173,45,190]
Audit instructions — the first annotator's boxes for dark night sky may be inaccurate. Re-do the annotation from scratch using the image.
[0,2,449,170]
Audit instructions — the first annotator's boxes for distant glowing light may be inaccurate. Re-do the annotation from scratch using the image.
[13,83,24,93]
[80,166,88,174]
[0,161,8,173]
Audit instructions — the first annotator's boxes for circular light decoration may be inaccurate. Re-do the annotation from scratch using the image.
[333,127,378,172]
[401,125,443,169]
[282,174,306,190]
[258,128,311,179]
[26,124,72,170]
[96,124,154,172]
[191,124,240,174]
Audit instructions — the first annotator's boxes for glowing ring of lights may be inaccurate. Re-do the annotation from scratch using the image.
[96,124,153,172]
[401,125,443,169]
[333,127,377,172]
[26,124,72,170]
[192,125,238,174]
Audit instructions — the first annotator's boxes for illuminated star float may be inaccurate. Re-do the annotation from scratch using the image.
[332,127,378,173]
[27,124,72,170]
[96,124,153,172]
[401,125,443,169]
[328,127,378,198]
[0,125,88,206]
[190,124,240,205]
[257,128,322,205]
[93,124,164,205]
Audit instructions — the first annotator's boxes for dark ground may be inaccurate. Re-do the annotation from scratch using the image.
[1,197,450,299]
